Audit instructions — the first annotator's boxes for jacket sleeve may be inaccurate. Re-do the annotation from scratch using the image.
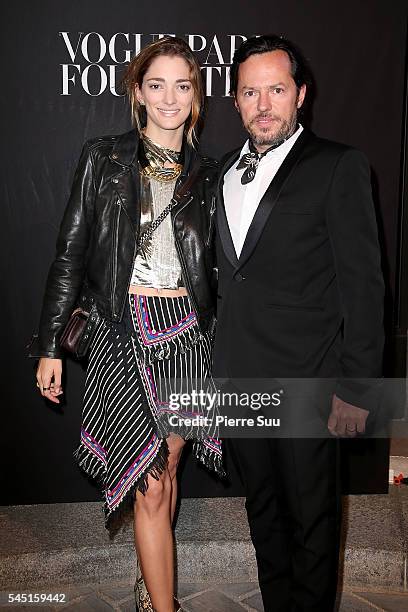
[37,141,97,358]
[326,148,385,410]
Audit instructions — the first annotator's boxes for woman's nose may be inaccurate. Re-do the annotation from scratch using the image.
[163,87,176,105]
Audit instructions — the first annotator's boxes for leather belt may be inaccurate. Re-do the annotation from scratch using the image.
[128,284,188,298]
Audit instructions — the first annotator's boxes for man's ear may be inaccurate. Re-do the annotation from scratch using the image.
[234,97,240,114]
[297,84,306,109]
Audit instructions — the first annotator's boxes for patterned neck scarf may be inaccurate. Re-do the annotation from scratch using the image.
[236,139,282,185]
[236,124,299,185]
[139,133,183,182]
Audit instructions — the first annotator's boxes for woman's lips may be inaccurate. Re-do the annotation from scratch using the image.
[157,108,180,117]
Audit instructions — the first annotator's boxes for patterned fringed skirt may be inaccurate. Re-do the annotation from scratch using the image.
[74,293,224,525]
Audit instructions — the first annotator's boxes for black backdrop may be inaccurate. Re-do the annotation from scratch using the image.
[2,0,407,505]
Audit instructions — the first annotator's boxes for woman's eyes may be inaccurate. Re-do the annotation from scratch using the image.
[148,83,191,91]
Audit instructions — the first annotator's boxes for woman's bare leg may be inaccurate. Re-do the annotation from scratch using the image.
[134,471,173,611]
[133,434,186,612]
[168,434,185,524]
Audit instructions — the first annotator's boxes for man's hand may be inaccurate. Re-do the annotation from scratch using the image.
[327,394,369,437]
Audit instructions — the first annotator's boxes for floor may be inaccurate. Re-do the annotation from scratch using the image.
[1,580,407,611]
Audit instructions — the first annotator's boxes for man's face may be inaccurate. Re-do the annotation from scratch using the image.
[235,50,306,152]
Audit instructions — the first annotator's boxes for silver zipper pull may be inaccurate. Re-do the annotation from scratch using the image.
[210,195,216,215]
[206,196,216,247]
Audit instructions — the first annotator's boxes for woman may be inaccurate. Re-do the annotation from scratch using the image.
[35,36,224,612]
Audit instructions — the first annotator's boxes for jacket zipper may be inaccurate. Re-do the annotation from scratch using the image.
[172,195,200,317]
[116,200,138,322]
[206,195,216,247]
[112,174,139,321]
[110,200,121,314]
[118,239,138,321]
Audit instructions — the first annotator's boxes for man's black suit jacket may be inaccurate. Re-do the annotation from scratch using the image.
[213,129,384,411]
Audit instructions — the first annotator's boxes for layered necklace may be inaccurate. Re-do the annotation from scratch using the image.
[139,132,183,182]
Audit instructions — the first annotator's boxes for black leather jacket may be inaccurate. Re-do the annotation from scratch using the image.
[37,129,217,359]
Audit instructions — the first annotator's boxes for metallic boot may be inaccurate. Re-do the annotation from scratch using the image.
[134,556,183,611]
[134,557,154,611]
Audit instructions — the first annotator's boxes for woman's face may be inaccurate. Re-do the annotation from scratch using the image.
[136,54,194,144]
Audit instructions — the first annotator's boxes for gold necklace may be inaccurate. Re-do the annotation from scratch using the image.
[140,133,183,182]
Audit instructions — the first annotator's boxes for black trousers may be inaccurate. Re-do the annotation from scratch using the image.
[227,437,341,612]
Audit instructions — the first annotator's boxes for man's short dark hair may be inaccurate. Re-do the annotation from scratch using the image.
[230,34,311,96]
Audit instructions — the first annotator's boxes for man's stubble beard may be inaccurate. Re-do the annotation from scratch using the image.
[245,108,298,147]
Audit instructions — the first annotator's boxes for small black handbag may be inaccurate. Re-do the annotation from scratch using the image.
[59,304,100,359]
[26,303,99,360]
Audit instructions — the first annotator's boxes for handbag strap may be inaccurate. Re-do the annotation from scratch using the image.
[137,160,201,248]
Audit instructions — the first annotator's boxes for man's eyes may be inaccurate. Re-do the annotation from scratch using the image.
[243,87,285,97]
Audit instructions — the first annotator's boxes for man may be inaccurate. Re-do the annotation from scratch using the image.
[213,35,384,611]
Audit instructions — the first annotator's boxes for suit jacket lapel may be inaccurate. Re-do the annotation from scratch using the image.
[216,148,241,268]
[237,128,312,269]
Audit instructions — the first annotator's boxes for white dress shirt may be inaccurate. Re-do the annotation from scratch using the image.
[223,125,304,257]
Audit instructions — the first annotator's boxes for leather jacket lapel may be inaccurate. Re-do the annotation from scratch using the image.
[108,130,140,234]
[111,165,140,234]
[216,148,241,268]
[238,129,312,269]
[170,146,199,217]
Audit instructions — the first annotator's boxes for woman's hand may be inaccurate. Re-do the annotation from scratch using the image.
[36,358,63,404]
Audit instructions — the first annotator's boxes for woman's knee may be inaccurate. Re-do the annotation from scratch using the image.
[166,434,185,480]
[167,457,179,481]
[135,471,171,516]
